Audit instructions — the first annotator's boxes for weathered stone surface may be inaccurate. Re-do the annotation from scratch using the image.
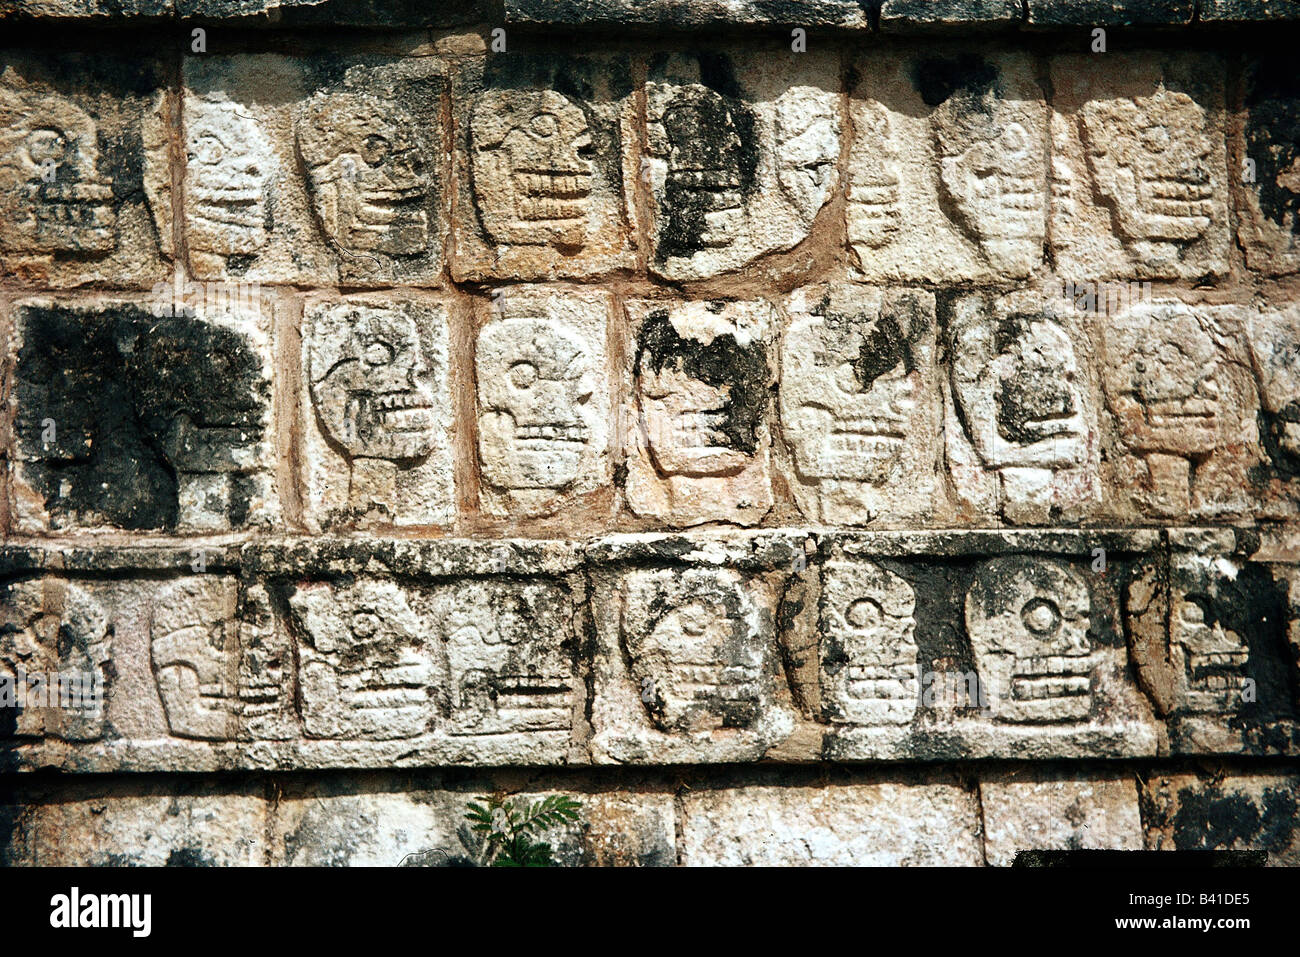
[1050,54,1230,280]
[848,51,1047,283]
[503,0,870,27]
[1142,773,1300,863]
[1240,57,1300,275]
[1095,301,1259,521]
[1199,0,1300,20]
[980,771,1143,866]
[161,53,444,286]
[1026,0,1194,24]
[680,780,984,865]
[879,0,1023,30]
[643,50,840,281]
[8,297,279,533]
[624,299,776,526]
[451,54,637,282]
[0,52,167,287]
[302,297,455,529]
[590,565,798,763]
[779,285,942,525]
[476,288,612,518]
[943,291,1100,525]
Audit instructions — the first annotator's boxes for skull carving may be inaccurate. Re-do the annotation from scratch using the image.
[0,579,112,741]
[0,88,115,255]
[659,85,748,250]
[186,95,275,258]
[847,103,901,250]
[308,305,438,461]
[966,557,1093,723]
[621,568,766,734]
[150,578,241,741]
[477,318,596,490]
[297,91,432,256]
[781,294,929,486]
[821,561,919,726]
[289,580,434,740]
[1173,592,1250,714]
[470,90,594,247]
[1246,308,1300,472]
[775,89,839,221]
[933,82,1045,272]
[1080,88,1215,250]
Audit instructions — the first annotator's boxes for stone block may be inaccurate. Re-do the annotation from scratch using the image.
[503,0,871,27]
[879,0,1024,30]
[1026,0,1194,24]
[1240,56,1300,275]
[1142,773,1300,863]
[980,771,1143,865]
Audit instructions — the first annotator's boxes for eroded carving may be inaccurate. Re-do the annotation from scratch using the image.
[966,557,1093,723]
[185,95,275,267]
[1246,306,1300,478]
[821,561,919,726]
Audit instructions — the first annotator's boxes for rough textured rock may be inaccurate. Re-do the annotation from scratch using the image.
[1199,0,1300,20]
[980,771,1144,866]
[643,50,840,281]
[302,297,455,529]
[1050,53,1230,280]
[680,780,984,865]
[1026,1,1194,24]
[879,0,1024,30]
[1141,772,1300,863]
[1240,56,1300,275]
[503,0,870,27]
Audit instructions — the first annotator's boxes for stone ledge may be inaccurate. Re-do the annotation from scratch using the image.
[1026,0,1195,24]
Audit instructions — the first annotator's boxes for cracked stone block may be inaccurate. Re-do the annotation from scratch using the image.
[590,565,798,764]
[302,297,455,529]
[1026,0,1194,24]
[476,288,612,518]
[1095,301,1259,521]
[157,53,445,286]
[451,53,636,283]
[848,51,1047,284]
[643,50,840,281]
[504,0,870,27]
[981,772,1143,866]
[1126,547,1298,754]
[10,783,268,866]
[1142,773,1300,864]
[8,297,279,533]
[779,285,941,525]
[0,578,113,742]
[879,0,1024,30]
[680,781,984,865]
[0,52,168,287]
[1244,303,1300,518]
[1199,0,1300,19]
[623,299,776,526]
[1240,57,1300,275]
[942,291,1100,525]
[1050,53,1230,280]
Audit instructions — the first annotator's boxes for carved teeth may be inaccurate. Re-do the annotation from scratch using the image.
[1014,655,1092,677]
[515,423,587,443]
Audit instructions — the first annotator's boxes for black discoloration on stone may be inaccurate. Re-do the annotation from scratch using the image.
[15,304,268,530]
[992,313,1079,447]
[166,846,216,866]
[1245,58,1300,236]
[1256,404,1300,478]
[1169,783,1298,853]
[913,54,998,108]
[636,307,769,457]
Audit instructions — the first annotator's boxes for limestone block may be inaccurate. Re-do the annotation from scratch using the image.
[1198,0,1300,19]
[1050,53,1230,280]
[779,285,941,525]
[590,565,798,764]
[879,0,1023,30]
[680,781,984,865]
[980,772,1143,866]
[1240,57,1300,275]
[1142,773,1300,863]
[1027,0,1194,24]
[942,291,1101,525]
[159,53,445,286]
[1095,301,1259,521]
[8,297,279,533]
[848,51,1047,283]
[623,299,776,526]
[475,288,612,518]
[0,52,167,287]
[451,54,637,282]
[302,297,455,529]
[643,50,840,281]
[503,0,870,27]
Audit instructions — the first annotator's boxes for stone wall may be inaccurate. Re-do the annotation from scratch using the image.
[2,0,1299,865]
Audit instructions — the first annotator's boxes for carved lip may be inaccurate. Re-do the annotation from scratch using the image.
[1019,413,1082,437]
[192,186,265,228]
[512,170,592,198]
[361,185,427,206]
[1187,650,1248,689]
[846,662,919,699]
[514,423,588,444]
[1146,399,1216,428]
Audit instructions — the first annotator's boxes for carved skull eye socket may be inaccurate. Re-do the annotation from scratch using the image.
[362,340,395,366]
[846,598,884,630]
[361,134,390,166]
[193,132,225,166]
[529,113,559,138]
[1021,598,1061,637]
[1001,122,1030,158]
[25,129,67,165]
[350,610,381,639]
[1141,125,1170,154]
[1179,601,1206,626]
[509,361,539,389]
